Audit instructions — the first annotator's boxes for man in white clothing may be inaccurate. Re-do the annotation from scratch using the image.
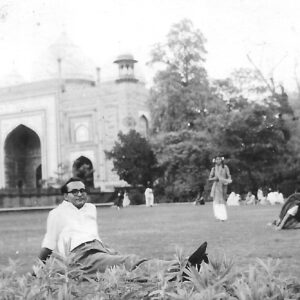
[38,177,140,273]
[144,187,154,207]
[38,177,208,277]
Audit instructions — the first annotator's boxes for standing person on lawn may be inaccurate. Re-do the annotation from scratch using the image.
[122,190,131,207]
[208,156,232,221]
[37,177,209,279]
[144,183,154,207]
[116,190,124,210]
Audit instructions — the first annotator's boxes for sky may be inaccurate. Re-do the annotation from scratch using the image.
[0,0,299,91]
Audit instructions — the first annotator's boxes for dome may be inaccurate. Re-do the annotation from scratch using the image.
[114,53,137,64]
[0,65,25,87]
[31,32,96,82]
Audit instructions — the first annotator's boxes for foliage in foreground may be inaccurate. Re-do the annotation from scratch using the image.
[1,250,300,300]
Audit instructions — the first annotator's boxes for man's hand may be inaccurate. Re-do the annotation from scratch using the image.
[38,247,53,263]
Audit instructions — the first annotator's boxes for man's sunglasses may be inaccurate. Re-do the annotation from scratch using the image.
[67,189,87,196]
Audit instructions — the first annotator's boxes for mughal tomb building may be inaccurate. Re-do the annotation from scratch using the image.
[0,34,149,192]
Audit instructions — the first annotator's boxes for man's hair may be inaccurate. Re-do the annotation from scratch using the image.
[61,177,85,194]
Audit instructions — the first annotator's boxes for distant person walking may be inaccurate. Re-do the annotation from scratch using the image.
[257,188,267,205]
[116,190,124,210]
[145,184,154,207]
[208,156,232,221]
[123,191,131,207]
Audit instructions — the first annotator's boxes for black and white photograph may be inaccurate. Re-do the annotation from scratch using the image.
[0,0,300,298]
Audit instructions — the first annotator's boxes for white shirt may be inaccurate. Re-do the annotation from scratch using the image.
[145,188,153,197]
[288,205,299,216]
[42,201,101,256]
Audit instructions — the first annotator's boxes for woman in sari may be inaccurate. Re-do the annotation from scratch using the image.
[208,156,232,221]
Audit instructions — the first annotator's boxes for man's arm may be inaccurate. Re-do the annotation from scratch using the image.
[38,247,53,263]
[31,247,53,276]
[39,210,58,262]
[276,205,299,230]
[276,213,291,230]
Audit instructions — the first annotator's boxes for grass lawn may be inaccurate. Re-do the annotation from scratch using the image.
[0,202,299,279]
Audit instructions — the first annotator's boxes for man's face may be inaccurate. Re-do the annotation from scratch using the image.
[64,181,87,209]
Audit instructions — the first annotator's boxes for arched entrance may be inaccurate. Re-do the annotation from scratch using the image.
[72,156,94,188]
[4,124,42,188]
[139,115,148,137]
[36,164,42,188]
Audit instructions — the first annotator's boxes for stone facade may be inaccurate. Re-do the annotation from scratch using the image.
[0,53,149,192]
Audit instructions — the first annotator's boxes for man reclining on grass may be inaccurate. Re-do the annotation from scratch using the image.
[37,177,208,279]
[269,193,300,230]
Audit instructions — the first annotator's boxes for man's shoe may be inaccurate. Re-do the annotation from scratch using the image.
[181,242,208,281]
[188,241,209,268]
[168,242,209,282]
[130,259,148,271]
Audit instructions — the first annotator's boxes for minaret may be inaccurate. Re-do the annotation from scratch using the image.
[113,53,138,83]
[96,67,101,85]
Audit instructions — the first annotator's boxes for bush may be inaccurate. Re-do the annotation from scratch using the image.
[129,189,145,205]
[1,251,300,300]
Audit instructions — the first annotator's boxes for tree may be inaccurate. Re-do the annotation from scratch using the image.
[221,103,288,191]
[73,163,95,188]
[151,130,213,200]
[213,72,298,194]
[105,130,160,187]
[147,19,232,199]
[46,162,70,188]
[148,19,212,133]
[148,19,299,199]
[212,68,269,104]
